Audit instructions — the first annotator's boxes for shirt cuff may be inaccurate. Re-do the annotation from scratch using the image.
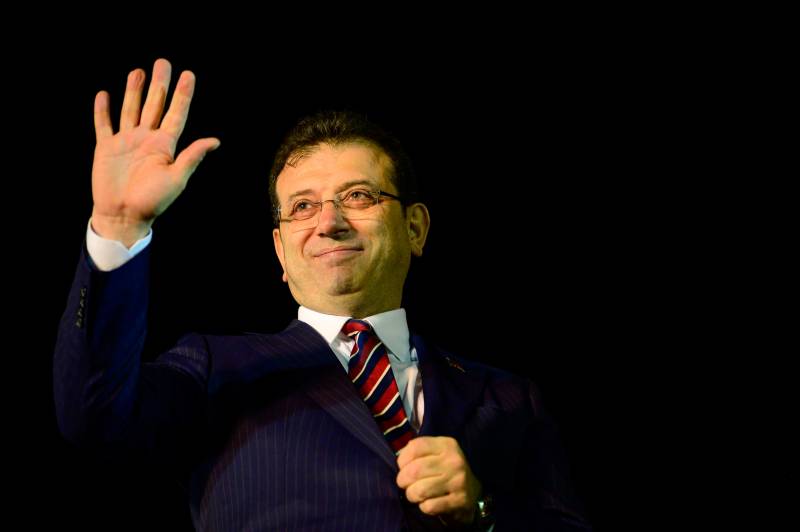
[85,217,152,271]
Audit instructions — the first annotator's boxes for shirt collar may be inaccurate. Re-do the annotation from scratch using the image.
[297,305,412,362]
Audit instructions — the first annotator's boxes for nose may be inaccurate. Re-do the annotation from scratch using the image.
[315,199,350,236]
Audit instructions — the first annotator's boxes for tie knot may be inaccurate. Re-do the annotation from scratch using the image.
[342,319,372,337]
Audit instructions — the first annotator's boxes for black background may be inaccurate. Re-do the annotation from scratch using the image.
[9,30,684,531]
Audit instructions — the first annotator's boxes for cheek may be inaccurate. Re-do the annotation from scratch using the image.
[375,229,407,263]
[285,237,311,264]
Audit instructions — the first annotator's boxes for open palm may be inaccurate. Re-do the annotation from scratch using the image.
[91,58,220,246]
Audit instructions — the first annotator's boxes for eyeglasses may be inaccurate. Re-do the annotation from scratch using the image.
[276,188,402,226]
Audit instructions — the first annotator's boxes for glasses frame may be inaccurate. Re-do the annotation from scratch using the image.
[275,189,403,224]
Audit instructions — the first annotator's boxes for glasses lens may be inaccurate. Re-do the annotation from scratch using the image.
[283,192,384,231]
[292,203,319,220]
[342,191,376,210]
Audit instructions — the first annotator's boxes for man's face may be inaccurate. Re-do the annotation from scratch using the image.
[272,143,429,317]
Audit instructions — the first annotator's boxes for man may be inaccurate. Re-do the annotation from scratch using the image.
[53,58,592,531]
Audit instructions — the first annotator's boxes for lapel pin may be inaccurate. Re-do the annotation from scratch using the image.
[445,357,466,373]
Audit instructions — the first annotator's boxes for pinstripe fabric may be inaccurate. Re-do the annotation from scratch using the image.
[182,321,413,530]
[53,244,594,531]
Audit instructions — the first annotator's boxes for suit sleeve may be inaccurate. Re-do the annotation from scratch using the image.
[492,380,594,531]
[53,242,209,469]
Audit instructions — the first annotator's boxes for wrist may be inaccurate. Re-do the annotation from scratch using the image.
[90,211,152,248]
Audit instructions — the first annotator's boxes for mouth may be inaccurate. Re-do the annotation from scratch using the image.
[313,246,363,258]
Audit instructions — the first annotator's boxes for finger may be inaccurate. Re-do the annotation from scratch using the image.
[397,455,444,488]
[418,495,457,516]
[172,137,221,183]
[405,476,449,504]
[119,68,145,131]
[397,436,439,470]
[94,91,113,142]
[160,70,196,139]
[140,58,172,129]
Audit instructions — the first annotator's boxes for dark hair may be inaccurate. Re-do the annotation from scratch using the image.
[268,110,419,226]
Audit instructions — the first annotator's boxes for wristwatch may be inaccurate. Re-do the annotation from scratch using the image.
[472,492,494,530]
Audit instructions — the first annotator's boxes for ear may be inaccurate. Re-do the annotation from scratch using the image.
[405,203,431,257]
[272,227,288,283]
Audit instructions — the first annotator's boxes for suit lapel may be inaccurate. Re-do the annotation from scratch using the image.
[412,333,488,438]
[304,369,399,472]
[246,322,488,472]
[258,320,398,472]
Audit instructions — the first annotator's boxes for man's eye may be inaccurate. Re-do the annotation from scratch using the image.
[347,190,372,200]
[294,201,312,211]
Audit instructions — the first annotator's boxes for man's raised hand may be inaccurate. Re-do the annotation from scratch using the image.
[90,58,220,247]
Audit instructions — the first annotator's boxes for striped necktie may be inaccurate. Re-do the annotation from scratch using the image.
[342,319,416,453]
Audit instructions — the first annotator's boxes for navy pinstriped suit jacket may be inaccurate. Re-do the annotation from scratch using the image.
[53,243,592,531]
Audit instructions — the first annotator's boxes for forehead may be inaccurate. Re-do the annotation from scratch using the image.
[276,143,393,197]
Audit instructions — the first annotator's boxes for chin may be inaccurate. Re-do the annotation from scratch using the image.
[323,273,362,296]
[326,283,359,297]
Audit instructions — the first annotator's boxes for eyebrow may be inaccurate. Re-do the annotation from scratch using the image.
[286,179,379,203]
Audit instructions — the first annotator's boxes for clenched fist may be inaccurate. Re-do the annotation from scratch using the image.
[396,436,483,527]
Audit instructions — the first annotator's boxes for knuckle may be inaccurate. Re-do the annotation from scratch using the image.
[407,437,420,453]
[419,499,437,515]
[446,455,463,471]
[447,472,466,492]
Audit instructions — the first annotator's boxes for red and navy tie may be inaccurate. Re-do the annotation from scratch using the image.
[342,319,416,453]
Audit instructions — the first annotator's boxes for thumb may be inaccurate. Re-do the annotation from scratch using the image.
[173,137,221,182]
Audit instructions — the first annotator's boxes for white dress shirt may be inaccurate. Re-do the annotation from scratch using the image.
[84,218,425,430]
[85,218,153,271]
